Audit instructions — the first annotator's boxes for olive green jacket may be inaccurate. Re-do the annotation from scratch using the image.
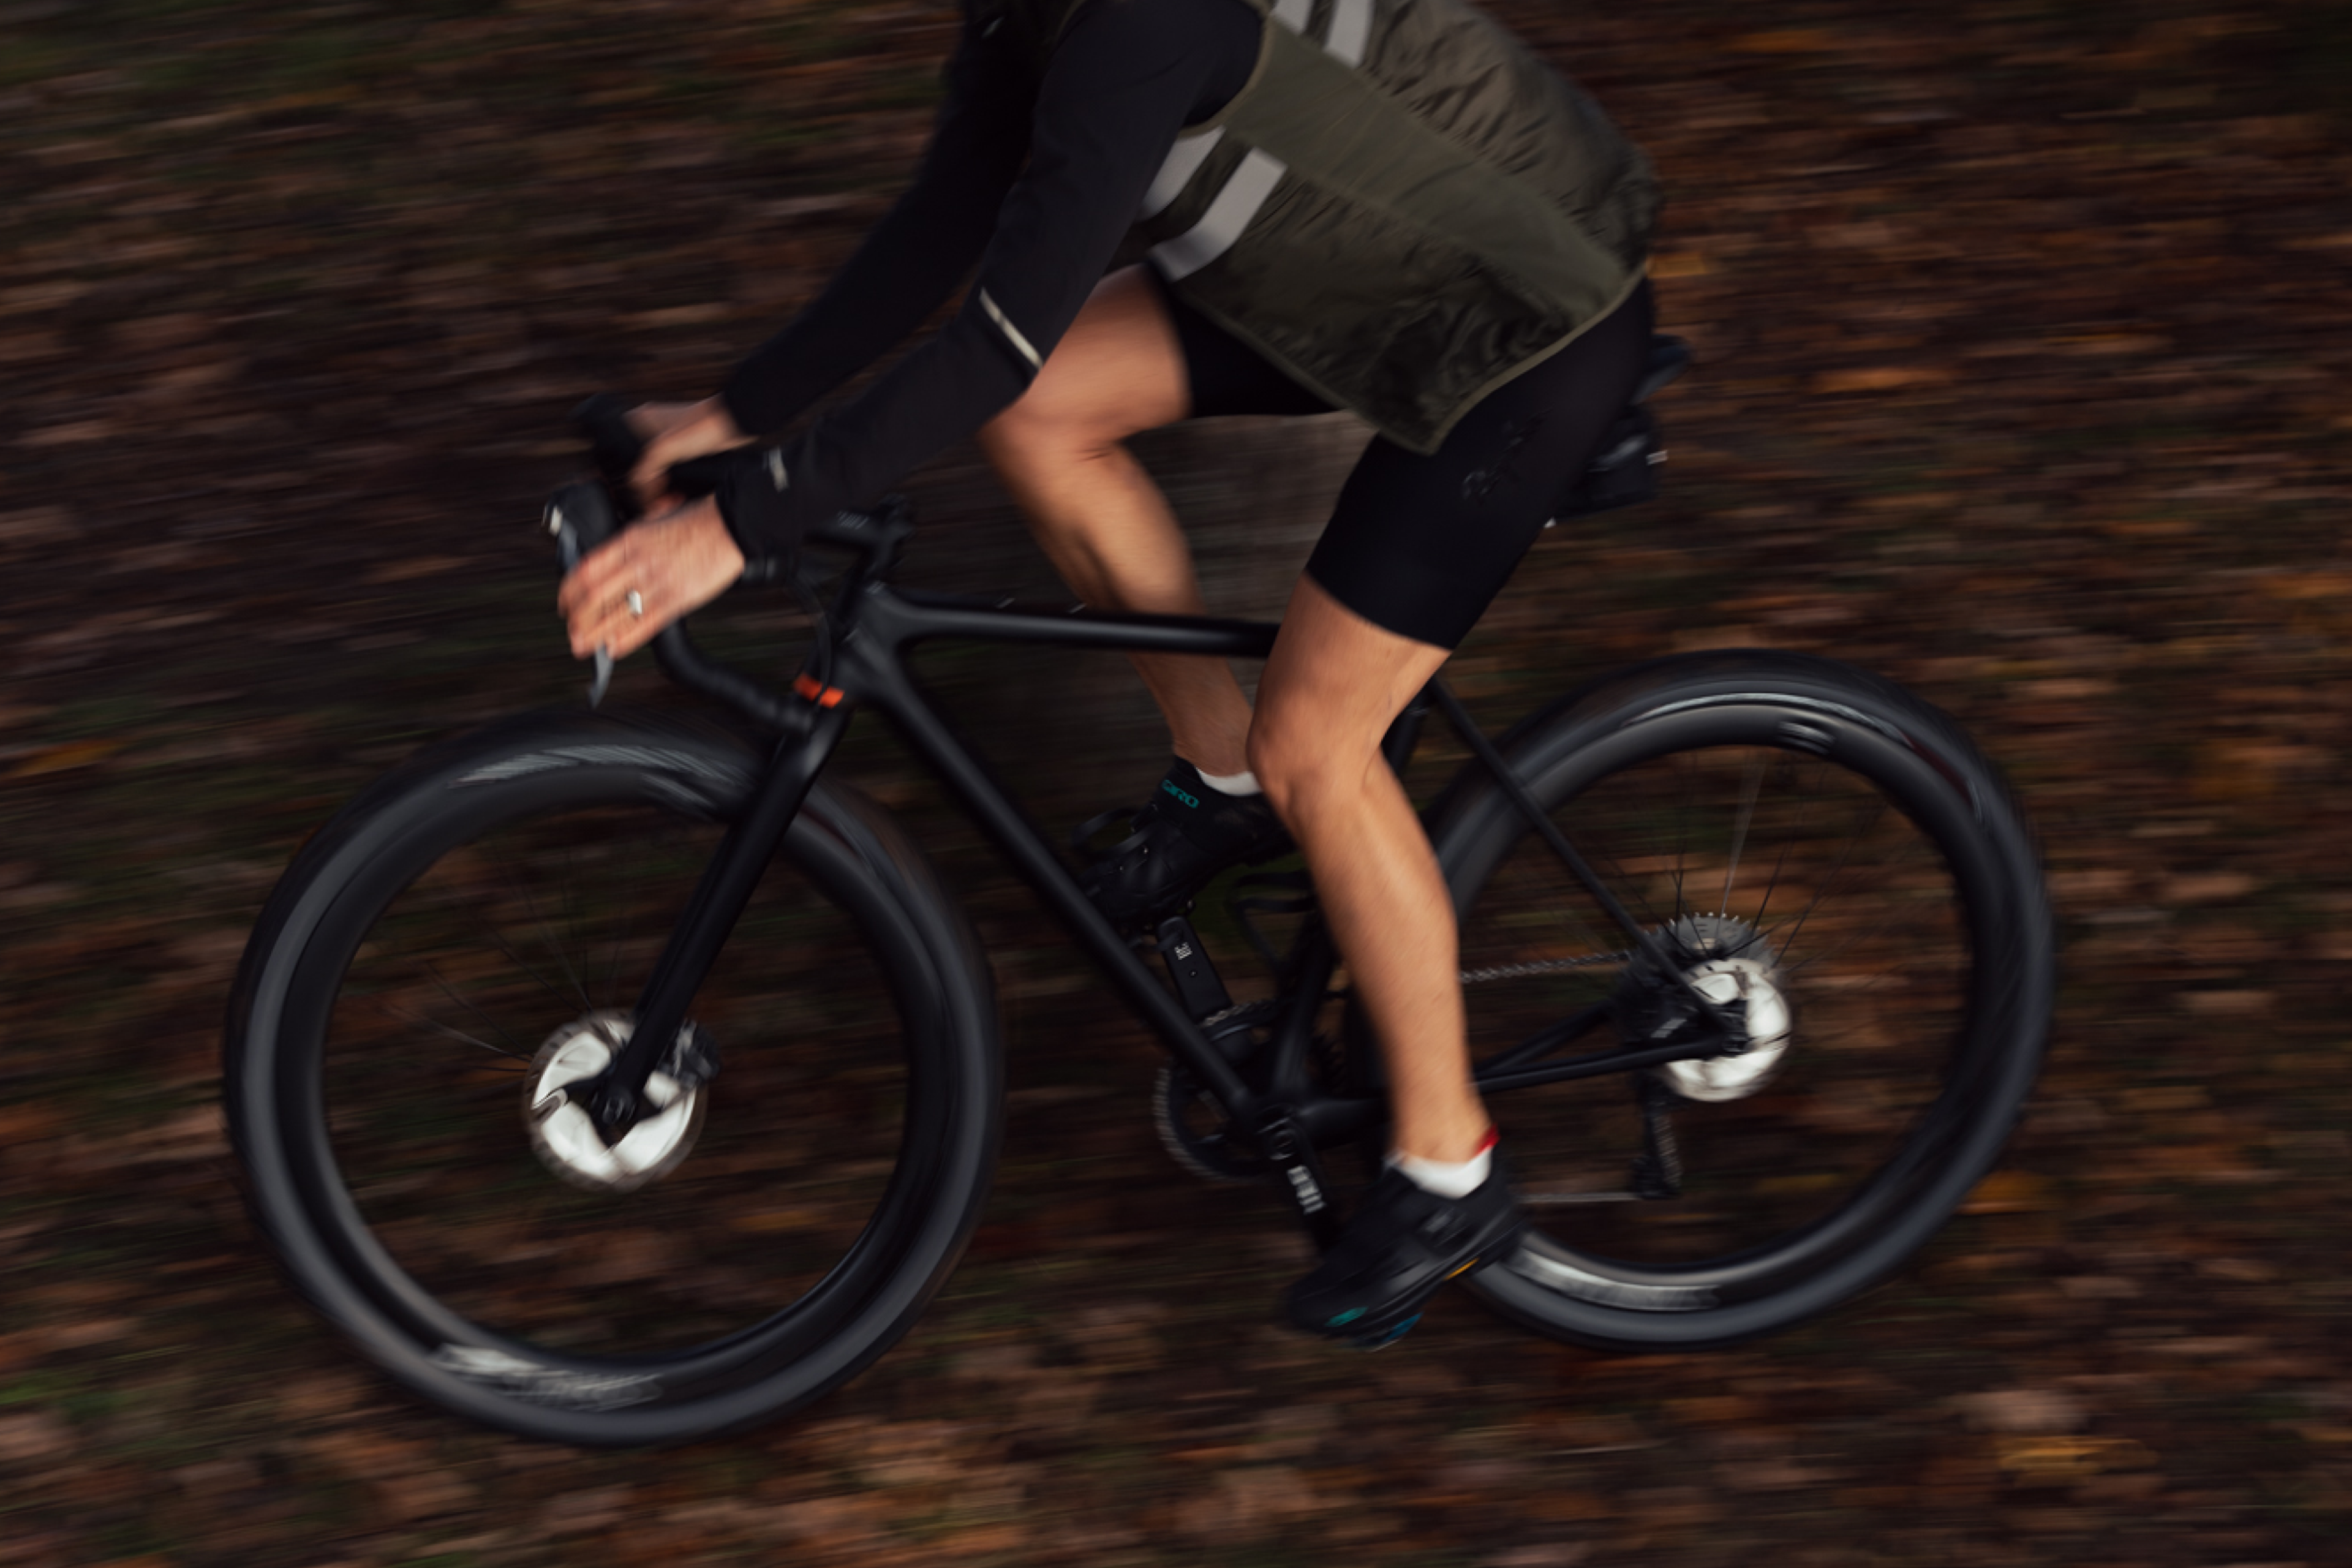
[986,0,1657,452]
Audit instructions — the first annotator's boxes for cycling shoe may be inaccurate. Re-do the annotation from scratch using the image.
[1285,1159,1524,1346]
[1076,758,1287,929]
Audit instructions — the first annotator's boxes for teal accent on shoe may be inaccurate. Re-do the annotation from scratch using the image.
[1325,1306,1366,1327]
[1352,1313,1421,1349]
[1160,779,1200,809]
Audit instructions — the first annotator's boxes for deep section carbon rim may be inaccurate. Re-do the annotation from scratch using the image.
[230,719,997,1442]
[1439,660,2046,1346]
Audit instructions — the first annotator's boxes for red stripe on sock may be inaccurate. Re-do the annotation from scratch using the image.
[1475,1126,1499,1156]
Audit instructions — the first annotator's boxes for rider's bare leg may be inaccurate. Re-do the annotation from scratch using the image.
[979,266,1256,777]
[1250,576,1491,1164]
[984,268,1483,1160]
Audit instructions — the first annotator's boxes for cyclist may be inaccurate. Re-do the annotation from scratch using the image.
[559,0,1657,1346]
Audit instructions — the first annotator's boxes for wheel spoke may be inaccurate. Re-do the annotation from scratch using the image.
[412,954,533,1061]
[1717,751,1764,914]
[381,994,530,1066]
[1769,792,1887,966]
[503,854,590,1012]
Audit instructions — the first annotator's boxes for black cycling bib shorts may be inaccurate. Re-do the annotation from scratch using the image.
[1159,270,1656,649]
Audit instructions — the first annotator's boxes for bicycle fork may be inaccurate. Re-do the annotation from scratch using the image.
[578,693,854,1143]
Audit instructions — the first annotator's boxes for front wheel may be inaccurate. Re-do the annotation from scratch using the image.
[224,712,1000,1444]
[1431,652,2052,1348]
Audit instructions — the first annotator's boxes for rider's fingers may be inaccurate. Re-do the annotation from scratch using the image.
[630,424,697,499]
[560,535,643,655]
[578,565,673,662]
[562,499,739,662]
[628,400,751,503]
[556,529,628,620]
[627,455,669,509]
[570,594,650,661]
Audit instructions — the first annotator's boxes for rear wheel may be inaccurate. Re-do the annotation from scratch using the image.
[225,712,999,1444]
[1431,653,2051,1347]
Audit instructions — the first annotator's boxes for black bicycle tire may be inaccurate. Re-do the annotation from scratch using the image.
[224,710,1001,1444]
[1429,651,2052,1349]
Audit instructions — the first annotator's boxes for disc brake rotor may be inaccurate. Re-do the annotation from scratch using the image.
[523,1009,708,1193]
[1625,914,1795,1104]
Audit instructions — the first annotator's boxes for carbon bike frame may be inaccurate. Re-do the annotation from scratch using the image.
[578,504,1738,1243]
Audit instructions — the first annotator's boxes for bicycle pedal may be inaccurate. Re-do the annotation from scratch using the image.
[1071,805,1137,858]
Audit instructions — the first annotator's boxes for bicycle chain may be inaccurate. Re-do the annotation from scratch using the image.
[1162,960,1628,1186]
[1458,950,1632,986]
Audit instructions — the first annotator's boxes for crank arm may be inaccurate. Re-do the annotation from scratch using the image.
[1253,1107,1345,1251]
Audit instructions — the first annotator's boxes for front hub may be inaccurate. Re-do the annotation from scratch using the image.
[524,1010,707,1193]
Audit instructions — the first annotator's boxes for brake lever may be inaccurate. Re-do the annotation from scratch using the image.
[546,491,614,709]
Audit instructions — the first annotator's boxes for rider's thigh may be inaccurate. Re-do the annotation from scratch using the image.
[980,265,1190,456]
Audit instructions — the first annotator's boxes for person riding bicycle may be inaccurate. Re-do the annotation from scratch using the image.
[559,0,1658,1346]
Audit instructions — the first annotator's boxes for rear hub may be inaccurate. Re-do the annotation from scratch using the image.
[1618,914,1793,1102]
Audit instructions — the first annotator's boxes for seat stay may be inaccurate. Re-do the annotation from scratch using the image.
[1424,679,1743,1045]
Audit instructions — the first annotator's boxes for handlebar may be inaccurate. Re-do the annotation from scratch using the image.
[567,394,908,562]
[550,396,914,729]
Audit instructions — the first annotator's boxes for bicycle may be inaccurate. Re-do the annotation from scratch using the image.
[223,347,2053,1446]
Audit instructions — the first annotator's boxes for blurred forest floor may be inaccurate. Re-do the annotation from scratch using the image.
[2,0,2350,1563]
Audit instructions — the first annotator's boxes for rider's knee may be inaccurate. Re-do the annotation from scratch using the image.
[981,378,1126,473]
[1247,723,1359,823]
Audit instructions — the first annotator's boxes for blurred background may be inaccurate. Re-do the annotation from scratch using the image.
[1,0,2347,1562]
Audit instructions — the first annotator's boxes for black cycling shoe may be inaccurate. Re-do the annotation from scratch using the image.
[1076,757,1287,928]
[1285,1159,1525,1347]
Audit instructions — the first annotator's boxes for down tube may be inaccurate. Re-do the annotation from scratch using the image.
[861,660,1257,1115]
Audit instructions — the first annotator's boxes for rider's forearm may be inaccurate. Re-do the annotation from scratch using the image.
[718,309,1033,568]
[718,26,1031,437]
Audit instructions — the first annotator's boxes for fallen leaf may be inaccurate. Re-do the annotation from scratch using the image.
[1994,1436,2154,1477]
[1954,1388,2087,1434]
[9,737,124,777]
[1810,366,1958,394]
[1962,1169,2051,1214]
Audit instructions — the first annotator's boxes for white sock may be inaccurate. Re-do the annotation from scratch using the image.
[1387,1140,1494,1200]
[1196,766,1262,797]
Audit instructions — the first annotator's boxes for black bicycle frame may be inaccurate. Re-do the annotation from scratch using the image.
[580,514,1740,1235]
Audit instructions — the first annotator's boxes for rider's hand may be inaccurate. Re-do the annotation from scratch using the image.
[558,495,747,662]
[628,396,752,514]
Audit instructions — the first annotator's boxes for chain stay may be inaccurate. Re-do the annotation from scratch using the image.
[1460,950,1632,986]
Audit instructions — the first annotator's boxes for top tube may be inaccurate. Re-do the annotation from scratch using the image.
[878,586,1280,661]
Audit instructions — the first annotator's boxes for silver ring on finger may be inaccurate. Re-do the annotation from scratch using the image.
[625,589,644,618]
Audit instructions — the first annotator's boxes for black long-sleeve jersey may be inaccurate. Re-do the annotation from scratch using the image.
[714,0,1259,563]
